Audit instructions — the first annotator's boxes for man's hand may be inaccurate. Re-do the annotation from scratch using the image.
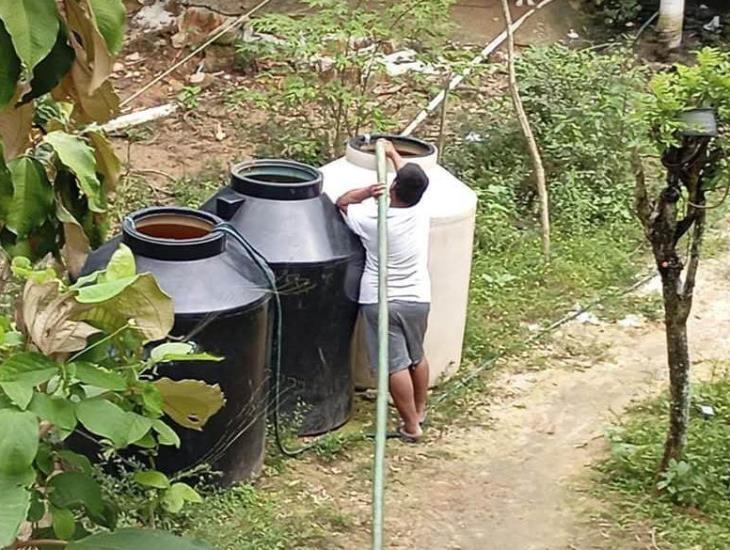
[368,184,387,199]
[381,139,405,170]
[336,183,387,213]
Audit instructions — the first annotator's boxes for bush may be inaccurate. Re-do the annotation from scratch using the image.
[443,45,650,360]
[584,0,642,29]
[446,45,649,232]
[599,375,730,548]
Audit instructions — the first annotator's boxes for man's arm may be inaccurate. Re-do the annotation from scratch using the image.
[383,140,405,171]
[336,184,385,214]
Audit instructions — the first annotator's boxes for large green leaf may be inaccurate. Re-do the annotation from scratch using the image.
[22,26,75,104]
[161,482,202,514]
[48,471,104,516]
[152,418,180,448]
[74,272,174,343]
[133,470,170,490]
[71,361,126,391]
[51,504,76,540]
[28,393,77,433]
[67,528,214,550]
[150,342,222,365]
[43,131,104,212]
[105,242,135,280]
[0,352,58,384]
[0,409,38,475]
[75,398,151,448]
[0,484,30,547]
[6,157,54,237]
[0,0,58,71]
[0,352,58,409]
[155,378,226,431]
[0,20,20,111]
[88,0,125,55]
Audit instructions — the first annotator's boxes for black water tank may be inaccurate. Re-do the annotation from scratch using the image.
[81,207,270,484]
[202,160,363,436]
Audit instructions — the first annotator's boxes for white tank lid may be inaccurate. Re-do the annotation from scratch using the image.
[338,135,477,221]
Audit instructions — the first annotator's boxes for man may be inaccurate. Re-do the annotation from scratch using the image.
[336,141,430,442]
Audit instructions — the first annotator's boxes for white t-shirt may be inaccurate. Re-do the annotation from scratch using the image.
[345,200,431,305]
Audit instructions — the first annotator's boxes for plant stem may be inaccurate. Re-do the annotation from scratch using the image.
[499,0,551,261]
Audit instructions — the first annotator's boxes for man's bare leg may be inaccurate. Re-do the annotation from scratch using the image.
[389,369,422,436]
[410,357,429,422]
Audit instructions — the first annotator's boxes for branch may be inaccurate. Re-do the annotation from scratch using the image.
[500,0,550,261]
[632,151,652,229]
[680,206,705,306]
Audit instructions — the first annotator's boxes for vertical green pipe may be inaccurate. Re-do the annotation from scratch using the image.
[372,138,389,550]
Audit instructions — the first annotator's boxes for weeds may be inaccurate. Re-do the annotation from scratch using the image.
[596,371,730,549]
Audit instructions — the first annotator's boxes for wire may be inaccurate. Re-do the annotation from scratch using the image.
[212,223,331,457]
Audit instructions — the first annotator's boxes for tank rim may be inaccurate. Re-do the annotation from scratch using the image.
[230,159,323,200]
[348,134,436,158]
[122,206,225,261]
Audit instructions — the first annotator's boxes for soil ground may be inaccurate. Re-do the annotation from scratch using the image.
[279,243,730,549]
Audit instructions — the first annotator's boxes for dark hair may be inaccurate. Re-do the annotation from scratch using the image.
[393,163,429,207]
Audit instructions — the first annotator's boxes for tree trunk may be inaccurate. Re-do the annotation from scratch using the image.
[499,0,550,261]
[659,275,691,471]
[657,0,686,50]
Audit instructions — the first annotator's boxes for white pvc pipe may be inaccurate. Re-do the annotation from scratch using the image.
[401,0,558,136]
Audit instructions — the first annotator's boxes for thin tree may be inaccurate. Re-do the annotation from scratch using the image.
[499,0,550,260]
[657,0,686,50]
[634,117,723,469]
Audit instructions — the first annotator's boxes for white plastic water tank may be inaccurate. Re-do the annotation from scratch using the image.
[320,135,477,387]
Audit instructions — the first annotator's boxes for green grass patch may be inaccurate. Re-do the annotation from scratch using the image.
[595,370,730,549]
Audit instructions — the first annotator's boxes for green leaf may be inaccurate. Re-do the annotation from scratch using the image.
[0,484,30,547]
[28,393,77,433]
[21,25,75,103]
[140,382,164,416]
[0,143,11,223]
[150,342,222,364]
[6,157,54,237]
[0,382,33,409]
[56,450,93,475]
[74,271,174,343]
[153,419,180,448]
[133,470,170,490]
[48,471,104,517]
[71,361,126,391]
[105,243,135,280]
[51,505,76,540]
[88,0,125,55]
[0,409,38,475]
[0,20,21,111]
[155,378,226,431]
[67,528,214,550]
[76,398,151,448]
[27,490,46,522]
[161,483,202,514]
[0,352,58,385]
[0,0,59,71]
[43,131,105,212]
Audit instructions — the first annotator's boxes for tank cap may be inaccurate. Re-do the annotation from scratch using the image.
[122,207,225,261]
[230,159,322,200]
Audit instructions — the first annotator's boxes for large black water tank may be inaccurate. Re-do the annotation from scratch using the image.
[81,207,271,484]
[202,160,363,436]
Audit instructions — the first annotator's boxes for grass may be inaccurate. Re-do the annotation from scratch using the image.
[179,483,352,549]
[595,366,730,549]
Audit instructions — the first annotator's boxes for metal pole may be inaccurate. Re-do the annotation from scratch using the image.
[371,139,390,550]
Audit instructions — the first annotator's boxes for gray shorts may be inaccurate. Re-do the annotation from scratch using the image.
[361,301,430,374]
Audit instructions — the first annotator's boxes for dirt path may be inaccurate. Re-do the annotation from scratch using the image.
[301,248,730,549]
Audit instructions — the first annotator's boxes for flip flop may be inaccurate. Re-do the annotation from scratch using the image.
[397,426,422,443]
